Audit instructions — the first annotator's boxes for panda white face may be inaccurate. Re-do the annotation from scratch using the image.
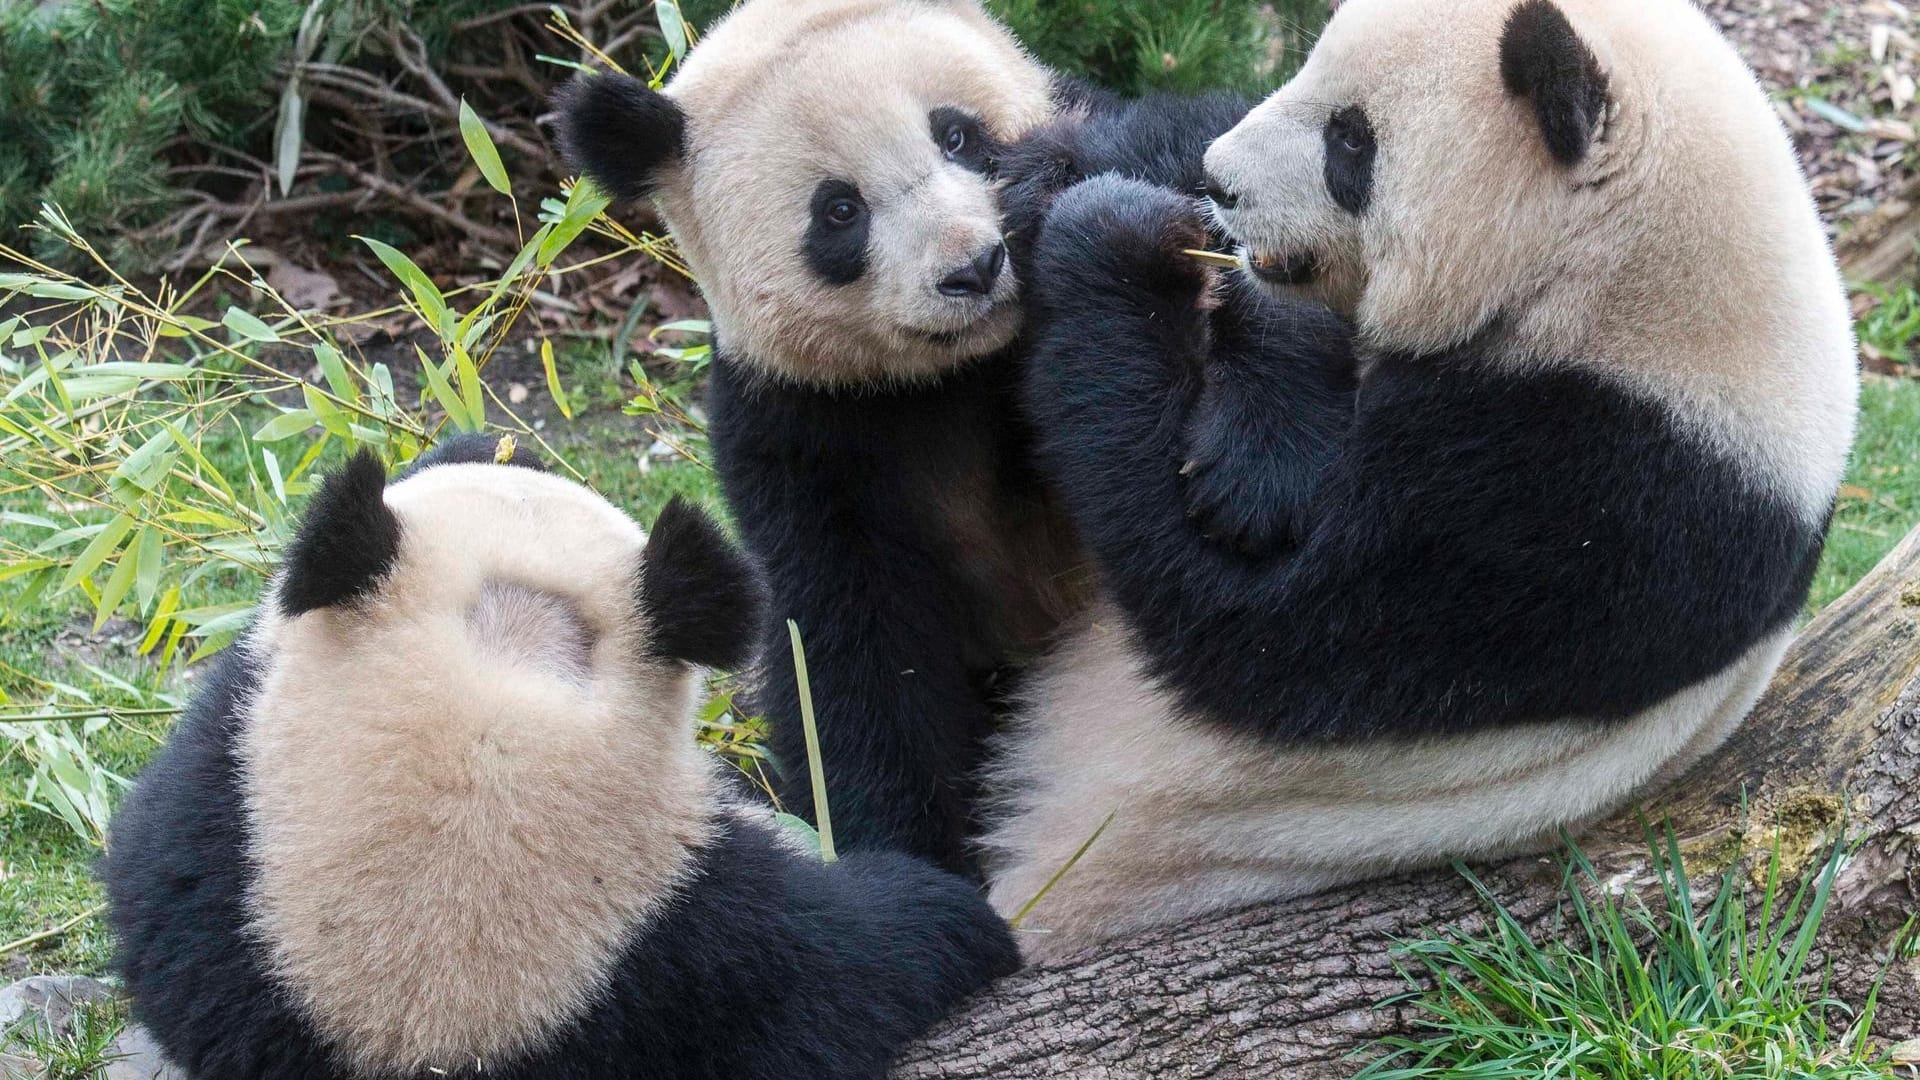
[1203,0,1606,351]
[1202,0,1857,523]
[560,0,1056,385]
[1205,0,1794,361]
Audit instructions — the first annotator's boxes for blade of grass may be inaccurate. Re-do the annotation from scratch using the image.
[785,619,836,864]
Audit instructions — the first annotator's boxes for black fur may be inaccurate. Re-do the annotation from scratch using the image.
[1024,176,1826,743]
[1322,105,1376,215]
[553,73,688,201]
[640,496,768,669]
[999,83,1252,265]
[805,179,871,286]
[708,350,1074,878]
[1499,0,1609,166]
[105,463,1016,1080]
[399,432,549,476]
[276,450,400,617]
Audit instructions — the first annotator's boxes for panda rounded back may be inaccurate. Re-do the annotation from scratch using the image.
[239,461,714,1077]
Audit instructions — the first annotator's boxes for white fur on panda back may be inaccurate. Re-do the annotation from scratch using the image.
[239,464,716,1074]
[980,605,1788,961]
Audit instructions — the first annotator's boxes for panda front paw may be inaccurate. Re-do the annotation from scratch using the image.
[1034,176,1217,308]
[1180,373,1316,557]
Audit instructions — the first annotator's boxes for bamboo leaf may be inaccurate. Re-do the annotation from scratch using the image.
[0,559,56,584]
[222,307,282,344]
[61,514,136,592]
[139,586,181,654]
[656,0,689,61]
[275,83,305,197]
[369,363,396,418]
[163,508,247,530]
[162,422,238,502]
[253,408,317,443]
[359,237,450,336]
[75,362,198,380]
[0,274,94,301]
[538,182,612,266]
[541,338,573,420]
[312,342,359,403]
[415,346,473,432]
[94,542,141,631]
[453,343,485,428]
[113,430,179,496]
[651,319,712,338]
[303,384,354,439]
[134,526,164,609]
[262,447,287,505]
[57,375,143,402]
[459,99,512,197]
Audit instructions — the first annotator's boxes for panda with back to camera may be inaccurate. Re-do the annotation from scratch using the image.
[103,434,1018,1080]
[554,0,1265,878]
[980,0,1859,958]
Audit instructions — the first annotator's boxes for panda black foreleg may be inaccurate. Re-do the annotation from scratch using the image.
[1177,278,1356,555]
[1024,176,1350,609]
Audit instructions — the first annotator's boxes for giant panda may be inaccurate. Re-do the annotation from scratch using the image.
[554,0,1254,877]
[103,436,1018,1079]
[981,0,1859,958]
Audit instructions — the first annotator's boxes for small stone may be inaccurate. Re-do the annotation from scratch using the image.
[0,976,116,1036]
[103,1024,182,1080]
[507,382,530,404]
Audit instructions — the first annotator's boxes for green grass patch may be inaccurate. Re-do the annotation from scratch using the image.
[1808,375,1920,612]
[1355,834,1909,1079]
[2,996,128,1078]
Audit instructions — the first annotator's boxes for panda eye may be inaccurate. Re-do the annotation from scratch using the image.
[826,198,861,226]
[1328,107,1375,154]
[930,107,989,170]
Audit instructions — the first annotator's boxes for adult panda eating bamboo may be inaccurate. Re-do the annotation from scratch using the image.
[553,0,1255,877]
[103,437,1018,1079]
[982,0,1859,958]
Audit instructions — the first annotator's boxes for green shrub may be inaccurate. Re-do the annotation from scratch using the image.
[0,0,303,267]
[0,0,1330,269]
[990,0,1323,94]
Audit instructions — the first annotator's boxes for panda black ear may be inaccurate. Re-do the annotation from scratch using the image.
[278,450,401,617]
[638,497,767,669]
[1499,0,1609,167]
[553,73,688,202]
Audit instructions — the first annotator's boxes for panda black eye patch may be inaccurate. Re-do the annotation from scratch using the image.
[1323,105,1376,215]
[929,107,999,175]
[805,179,870,286]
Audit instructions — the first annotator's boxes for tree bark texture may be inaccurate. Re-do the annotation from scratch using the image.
[893,524,1920,1079]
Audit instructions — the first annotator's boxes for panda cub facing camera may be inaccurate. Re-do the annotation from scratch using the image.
[553,0,1259,879]
[103,436,1017,1080]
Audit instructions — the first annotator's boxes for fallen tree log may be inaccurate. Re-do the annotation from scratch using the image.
[894,523,1920,1079]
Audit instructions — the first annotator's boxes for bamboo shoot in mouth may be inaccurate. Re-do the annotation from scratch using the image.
[1182,248,1244,269]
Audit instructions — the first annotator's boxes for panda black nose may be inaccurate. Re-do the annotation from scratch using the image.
[938,242,1007,297]
[1204,173,1240,209]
